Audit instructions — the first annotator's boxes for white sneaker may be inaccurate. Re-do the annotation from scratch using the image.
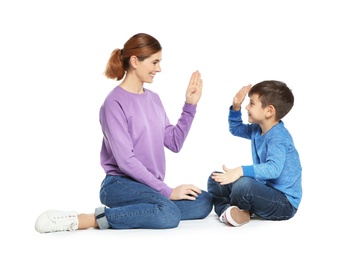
[219,206,250,227]
[35,210,79,233]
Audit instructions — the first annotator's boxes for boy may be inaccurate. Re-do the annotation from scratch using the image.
[208,80,302,226]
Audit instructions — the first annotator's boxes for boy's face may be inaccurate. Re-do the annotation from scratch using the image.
[245,94,268,124]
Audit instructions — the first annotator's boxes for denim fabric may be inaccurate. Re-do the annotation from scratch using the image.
[95,206,110,230]
[96,175,213,229]
[207,174,297,221]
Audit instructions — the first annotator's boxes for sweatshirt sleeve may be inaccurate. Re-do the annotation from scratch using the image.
[163,102,197,152]
[100,99,172,197]
[242,129,288,181]
[228,106,252,139]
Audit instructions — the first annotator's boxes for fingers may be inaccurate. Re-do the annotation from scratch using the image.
[244,84,252,89]
[222,164,228,172]
[190,70,201,84]
[186,184,202,194]
[233,84,252,110]
[236,84,252,97]
[211,166,230,185]
[186,70,203,105]
[183,184,201,200]
[189,70,202,90]
[240,84,252,97]
[211,172,226,185]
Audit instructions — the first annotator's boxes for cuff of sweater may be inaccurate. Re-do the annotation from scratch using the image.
[242,165,255,177]
[162,186,173,198]
[229,105,241,116]
[183,102,197,114]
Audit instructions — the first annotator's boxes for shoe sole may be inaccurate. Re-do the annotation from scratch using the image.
[225,206,250,227]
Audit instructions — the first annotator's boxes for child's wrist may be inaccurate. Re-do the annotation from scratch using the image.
[232,104,241,111]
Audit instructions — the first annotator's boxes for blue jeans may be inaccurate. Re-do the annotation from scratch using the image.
[95,175,213,229]
[207,174,297,220]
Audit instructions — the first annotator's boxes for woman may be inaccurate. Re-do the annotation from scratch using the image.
[35,33,213,233]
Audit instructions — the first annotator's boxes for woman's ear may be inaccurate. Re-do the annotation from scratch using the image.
[129,55,138,68]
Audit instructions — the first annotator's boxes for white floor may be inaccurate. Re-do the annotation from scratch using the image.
[5,202,357,259]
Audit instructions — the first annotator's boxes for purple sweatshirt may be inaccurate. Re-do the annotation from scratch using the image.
[99,86,197,198]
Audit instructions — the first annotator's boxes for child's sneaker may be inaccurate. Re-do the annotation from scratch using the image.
[35,210,79,233]
[219,206,250,227]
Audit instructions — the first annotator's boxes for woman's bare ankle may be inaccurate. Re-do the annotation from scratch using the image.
[78,213,99,230]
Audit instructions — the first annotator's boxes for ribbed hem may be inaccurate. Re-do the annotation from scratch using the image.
[95,206,110,230]
[242,165,255,177]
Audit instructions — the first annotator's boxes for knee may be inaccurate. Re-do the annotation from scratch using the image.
[234,176,253,191]
[198,191,214,218]
[157,203,181,229]
[207,172,214,183]
[207,171,218,189]
[229,177,255,202]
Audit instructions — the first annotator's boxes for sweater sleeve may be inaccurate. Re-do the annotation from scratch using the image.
[164,102,197,152]
[242,140,287,180]
[100,99,172,197]
[228,106,252,139]
[242,127,288,181]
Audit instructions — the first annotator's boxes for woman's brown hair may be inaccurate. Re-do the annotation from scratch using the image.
[104,33,162,81]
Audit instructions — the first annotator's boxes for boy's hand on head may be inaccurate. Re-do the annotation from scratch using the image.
[211,165,243,185]
[232,84,252,111]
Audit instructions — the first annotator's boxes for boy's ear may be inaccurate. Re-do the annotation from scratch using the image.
[266,105,276,118]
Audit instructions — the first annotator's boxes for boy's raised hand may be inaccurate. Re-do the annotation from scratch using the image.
[232,84,252,111]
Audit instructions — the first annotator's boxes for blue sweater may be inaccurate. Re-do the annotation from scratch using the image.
[228,107,302,209]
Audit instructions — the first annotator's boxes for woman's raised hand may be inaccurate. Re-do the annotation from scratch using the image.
[185,70,203,105]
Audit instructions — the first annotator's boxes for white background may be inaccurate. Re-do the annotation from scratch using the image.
[1,0,359,259]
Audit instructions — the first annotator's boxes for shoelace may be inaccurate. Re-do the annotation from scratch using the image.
[50,214,77,232]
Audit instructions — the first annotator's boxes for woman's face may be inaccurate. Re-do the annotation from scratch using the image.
[135,51,162,84]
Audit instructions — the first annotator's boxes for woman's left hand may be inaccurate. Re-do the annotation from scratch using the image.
[170,184,202,201]
[185,70,203,105]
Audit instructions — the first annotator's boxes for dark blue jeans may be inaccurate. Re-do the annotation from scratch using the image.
[96,175,213,229]
[207,174,297,220]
